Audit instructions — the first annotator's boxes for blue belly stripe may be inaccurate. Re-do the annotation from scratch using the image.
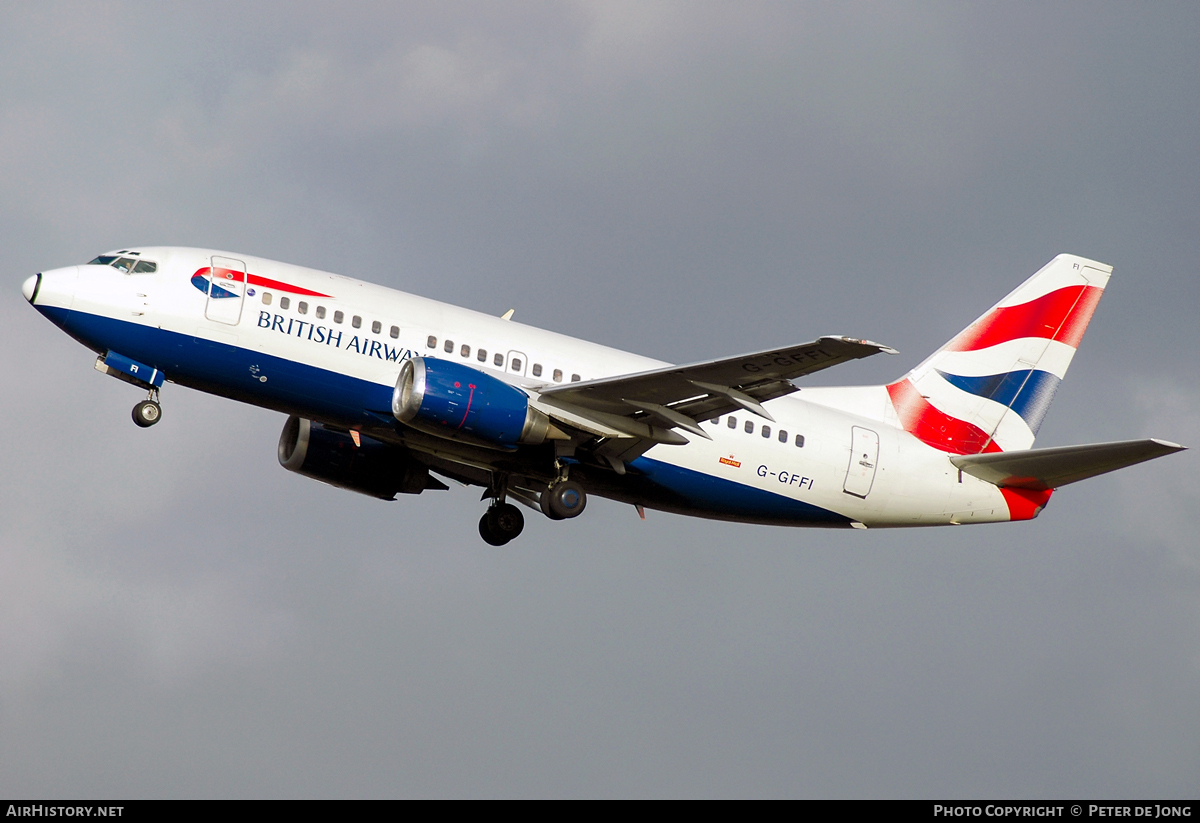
[38,306,394,427]
[627,457,852,526]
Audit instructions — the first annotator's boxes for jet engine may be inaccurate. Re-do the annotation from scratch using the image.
[392,357,555,449]
[277,416,444,499]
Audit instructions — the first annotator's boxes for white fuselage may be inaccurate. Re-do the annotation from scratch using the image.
[27,247,1020,529]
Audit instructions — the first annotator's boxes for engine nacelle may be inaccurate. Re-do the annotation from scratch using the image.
[392,357,553,449]
[278,416,442,500]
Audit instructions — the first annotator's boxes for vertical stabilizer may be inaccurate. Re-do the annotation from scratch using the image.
[886,254,1111,454]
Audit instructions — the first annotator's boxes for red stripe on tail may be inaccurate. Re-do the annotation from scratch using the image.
[886,379,1003,455]
[947,285,1103,352]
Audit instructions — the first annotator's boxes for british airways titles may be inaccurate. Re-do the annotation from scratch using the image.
[257,310,417,363]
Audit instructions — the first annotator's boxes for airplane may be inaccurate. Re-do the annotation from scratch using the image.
[21,248,1184,544]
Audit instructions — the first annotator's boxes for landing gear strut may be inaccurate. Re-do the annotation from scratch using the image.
[132,388,162,428]
[479,474,525,546]
[540,477,587,520]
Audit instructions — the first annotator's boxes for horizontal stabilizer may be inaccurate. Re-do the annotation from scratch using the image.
[950,438,1185,491]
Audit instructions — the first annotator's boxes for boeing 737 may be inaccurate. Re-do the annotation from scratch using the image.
[21,249,1184,544]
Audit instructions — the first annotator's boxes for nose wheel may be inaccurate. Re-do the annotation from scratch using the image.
[132,389,162,428]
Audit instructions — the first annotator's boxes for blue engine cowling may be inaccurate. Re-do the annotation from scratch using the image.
[392,357,553,449]
[277,416,445,499]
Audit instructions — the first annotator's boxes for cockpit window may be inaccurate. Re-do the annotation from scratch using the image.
[86,255,157,273]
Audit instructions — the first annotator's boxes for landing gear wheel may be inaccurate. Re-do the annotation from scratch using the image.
[479,503,524,546]
[479,513,507,546]
[489,502,525,539]
[132,399,162,428]
[540,480,587,520]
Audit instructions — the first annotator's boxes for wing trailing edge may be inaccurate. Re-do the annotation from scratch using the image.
[538,335,896,424]
[531,335,896,470]
[950,438,1185,491]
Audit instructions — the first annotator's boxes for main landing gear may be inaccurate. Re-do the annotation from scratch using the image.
[479,502,524,546]
[478,472,525,546]
[540,478,587,520]
[477,468,589,545]
[132,388,162,428]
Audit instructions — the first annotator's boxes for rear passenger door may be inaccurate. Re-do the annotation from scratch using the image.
[843,426,880,498]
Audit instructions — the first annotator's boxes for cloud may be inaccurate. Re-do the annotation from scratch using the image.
[3,1,1200,798]
[1117,375,1200,569]
[0,536,298,693]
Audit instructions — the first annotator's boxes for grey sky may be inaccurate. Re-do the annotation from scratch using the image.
[1,1,1197,797]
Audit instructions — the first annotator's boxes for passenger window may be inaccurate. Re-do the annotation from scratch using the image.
[778,430,788,443]
[444,340,454,353]
[532,363,542,377]
[762,425,771,439]
[795,434,805,448]
[477,349,487,362]
[316,306,326,319]
[427,335,437,348]
[371,320,381,334]
[390,326,399,339]
[710,417,720,424]
[571,374,581,382]
[262,293,273,305]
[511,358,522,372]
[280,297,290,310]
[494,353,504,367]
[727,417,737,429]
[298,302,308,315]
[334,311,344,324]
[745,420,754,434]
[352,315,361,329]
[553,369,562,382]
[132,261,156,273]
[461,344,470,358]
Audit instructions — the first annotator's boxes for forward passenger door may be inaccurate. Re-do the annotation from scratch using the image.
[205,256,247,326]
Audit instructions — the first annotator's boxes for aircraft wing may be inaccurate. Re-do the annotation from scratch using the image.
[533,336,896,463]
[950,438,1186,491]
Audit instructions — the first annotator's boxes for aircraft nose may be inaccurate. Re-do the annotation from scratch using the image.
[22,273,40,304]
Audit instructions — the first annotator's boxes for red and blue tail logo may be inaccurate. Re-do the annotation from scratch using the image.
[887,255,1110,457]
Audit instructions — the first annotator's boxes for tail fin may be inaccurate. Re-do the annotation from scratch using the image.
[886,254,1111,455]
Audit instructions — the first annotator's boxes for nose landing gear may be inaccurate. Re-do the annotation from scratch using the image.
[132,388,162,428]
[93,352,166,428]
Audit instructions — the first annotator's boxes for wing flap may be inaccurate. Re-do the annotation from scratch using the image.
[950,438,1185,490]
[531,336,895,472]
